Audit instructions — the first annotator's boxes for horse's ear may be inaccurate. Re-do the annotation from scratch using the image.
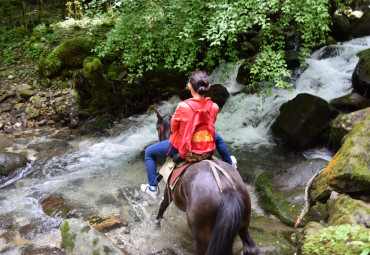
[156,111,163,123]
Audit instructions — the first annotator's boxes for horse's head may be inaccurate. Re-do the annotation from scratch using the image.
[156,111,172,141]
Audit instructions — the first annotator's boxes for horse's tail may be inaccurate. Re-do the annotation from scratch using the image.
[206,189,245,255]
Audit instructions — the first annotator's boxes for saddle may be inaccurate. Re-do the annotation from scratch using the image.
[159,153,236,198]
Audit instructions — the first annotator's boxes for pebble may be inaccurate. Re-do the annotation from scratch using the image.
[8,75,14,80]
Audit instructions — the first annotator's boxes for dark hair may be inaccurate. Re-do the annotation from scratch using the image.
[189,70,209,95]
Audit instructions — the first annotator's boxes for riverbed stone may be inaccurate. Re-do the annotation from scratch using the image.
[327,194,370,227]
[256,159,328,227]
[310,118,370,203]
[331,14,351,41]
[271,93,332,149]
[330,107,370,149]
[41,196,74,218]
[85,215,128,233]
[329,93,370,112]
[234,216,296,255]
[352,48,370,98]
[0,151,28,176]
[60,218,126,255]
[0,135,13,150]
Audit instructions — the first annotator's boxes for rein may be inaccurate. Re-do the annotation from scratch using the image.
[205,160,236,193]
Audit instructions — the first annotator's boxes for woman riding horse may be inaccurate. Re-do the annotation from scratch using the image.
[141,70,236,198]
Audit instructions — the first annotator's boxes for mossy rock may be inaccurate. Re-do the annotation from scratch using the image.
[330,107,370,149]
[326,194,370,227]
[311,118,370,203]
[55,36,96,68]
[41,195,74,218]
[301,224,370,255]
[256,172,304,227]
[352,48,370,98]
[0,152,28,176]
[39,50,62,78]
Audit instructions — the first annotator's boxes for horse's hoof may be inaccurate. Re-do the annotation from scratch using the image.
[155,219,161,227]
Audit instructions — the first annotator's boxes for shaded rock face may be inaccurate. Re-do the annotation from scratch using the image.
[0,152,28,176]
[330,107,370,149]
[330,14,351,41]
[327,194,370,227]
[352,9,370,38]
[256,159,328,227]
[271,93,332,149]
[178,84,230,109]
[60,218,126,255]
[310,119,370,203]
[352,48,370,98]
[329,93,370,112]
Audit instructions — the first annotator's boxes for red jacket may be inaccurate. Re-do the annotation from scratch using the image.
[170,97,219,149]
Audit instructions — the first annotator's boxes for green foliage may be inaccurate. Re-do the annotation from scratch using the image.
[66,0,83,20]
[97,0,335,91]
[302,224,370,255]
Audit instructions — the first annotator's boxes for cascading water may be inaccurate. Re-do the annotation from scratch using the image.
[0,36,369,254]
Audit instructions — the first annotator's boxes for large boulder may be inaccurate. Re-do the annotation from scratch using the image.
[271,93,332,149]
[38,37,96,78]
[178,84,229,109]
[352,9,370,38]
[310,118,370,203]
[330,14,351,41]
[0,152,28,176]
[330,107,370,149]
[256,159,328,227]
[326,194,370,227]
[329,93,370,112]
[60,218,126,255]
[352,49,370,98]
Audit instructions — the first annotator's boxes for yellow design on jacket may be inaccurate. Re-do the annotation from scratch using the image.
[192,130,214,142]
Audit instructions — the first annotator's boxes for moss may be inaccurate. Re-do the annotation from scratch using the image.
[60,221,76,250]
[38,50,62,78]
[80,225,90,233]
[256,172,302,227]
[301,224,370,255]
[93,238,99,246]
[0,164,8,176]
[103,246,113,254]
[93,251,100,255]
[55,37,96,68]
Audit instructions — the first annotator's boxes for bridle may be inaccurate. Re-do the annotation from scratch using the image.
[156,113,172,142]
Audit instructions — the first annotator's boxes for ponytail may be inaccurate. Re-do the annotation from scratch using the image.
[189,71,210,95]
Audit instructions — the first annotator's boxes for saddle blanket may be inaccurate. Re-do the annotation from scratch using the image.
[159,158,191,189]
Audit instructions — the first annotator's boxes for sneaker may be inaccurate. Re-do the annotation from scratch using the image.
[141,184,159,198]
[230,155,238,169]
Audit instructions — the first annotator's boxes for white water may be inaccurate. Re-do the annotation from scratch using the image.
[1,36,369,254]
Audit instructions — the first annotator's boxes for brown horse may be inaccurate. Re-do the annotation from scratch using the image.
[155,112,258,255]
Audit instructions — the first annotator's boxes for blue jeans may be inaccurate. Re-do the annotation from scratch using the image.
[144,133,232,186]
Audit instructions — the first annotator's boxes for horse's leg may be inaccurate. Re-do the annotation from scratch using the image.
[239,226,258,255]
[187,216,211,255]
[155,185,171,226]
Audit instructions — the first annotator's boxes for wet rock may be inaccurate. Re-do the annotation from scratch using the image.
[178,84,229,109]
[19,224,38,239]
[327,194,370,227]
[311,118,370,203]
[305,203,328,223]
[0,135,13,150]
[21,244,65,255]
[331,14,351,41]
[352,9,370,38]
[352,48,370,98]
[41,196,74,218]
[256,159,328,227]
[85,215,128,233]
[271,93,332,149]
[234,216,296,255]
[60,218,126,255]
[330,107,370,149]
[329,93,370,112]
[0,151,28,176]
[317,45,345,60]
